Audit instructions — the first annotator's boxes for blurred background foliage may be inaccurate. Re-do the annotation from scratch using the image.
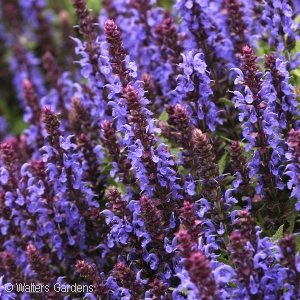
[0,0,173,136]
[0,0,295,136]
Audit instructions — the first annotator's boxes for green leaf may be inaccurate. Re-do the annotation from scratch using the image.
[223,176,235,186]
[291,69,300,87]
[180,288,188,296]
[102,163,113,176]
[10,118,27,135]
[295,40,300,55]
[255,40,269,57]
[218,151,228,174]
[296,235,300,253]
[284,197,298,233]
[104,155,111,164]
[0,100,27,135]
[158,110,168,122]
[270,224,284,243]
[217,256,230,265]
[168,288,188,296]
[292,69,300,77]
[219,97,234,107]
[219,136,232,143]
[178,165,190,175]
[195,180,202,196]
[228,281,237,289]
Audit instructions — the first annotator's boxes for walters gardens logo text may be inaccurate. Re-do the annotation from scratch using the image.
[4,282,94,294]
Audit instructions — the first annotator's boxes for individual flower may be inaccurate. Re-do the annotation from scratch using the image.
[175,51,222,132]
[262,0,299,57]
[285,129,300,210]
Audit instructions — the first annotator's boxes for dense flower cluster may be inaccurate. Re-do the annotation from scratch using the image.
[0,0,300,299]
